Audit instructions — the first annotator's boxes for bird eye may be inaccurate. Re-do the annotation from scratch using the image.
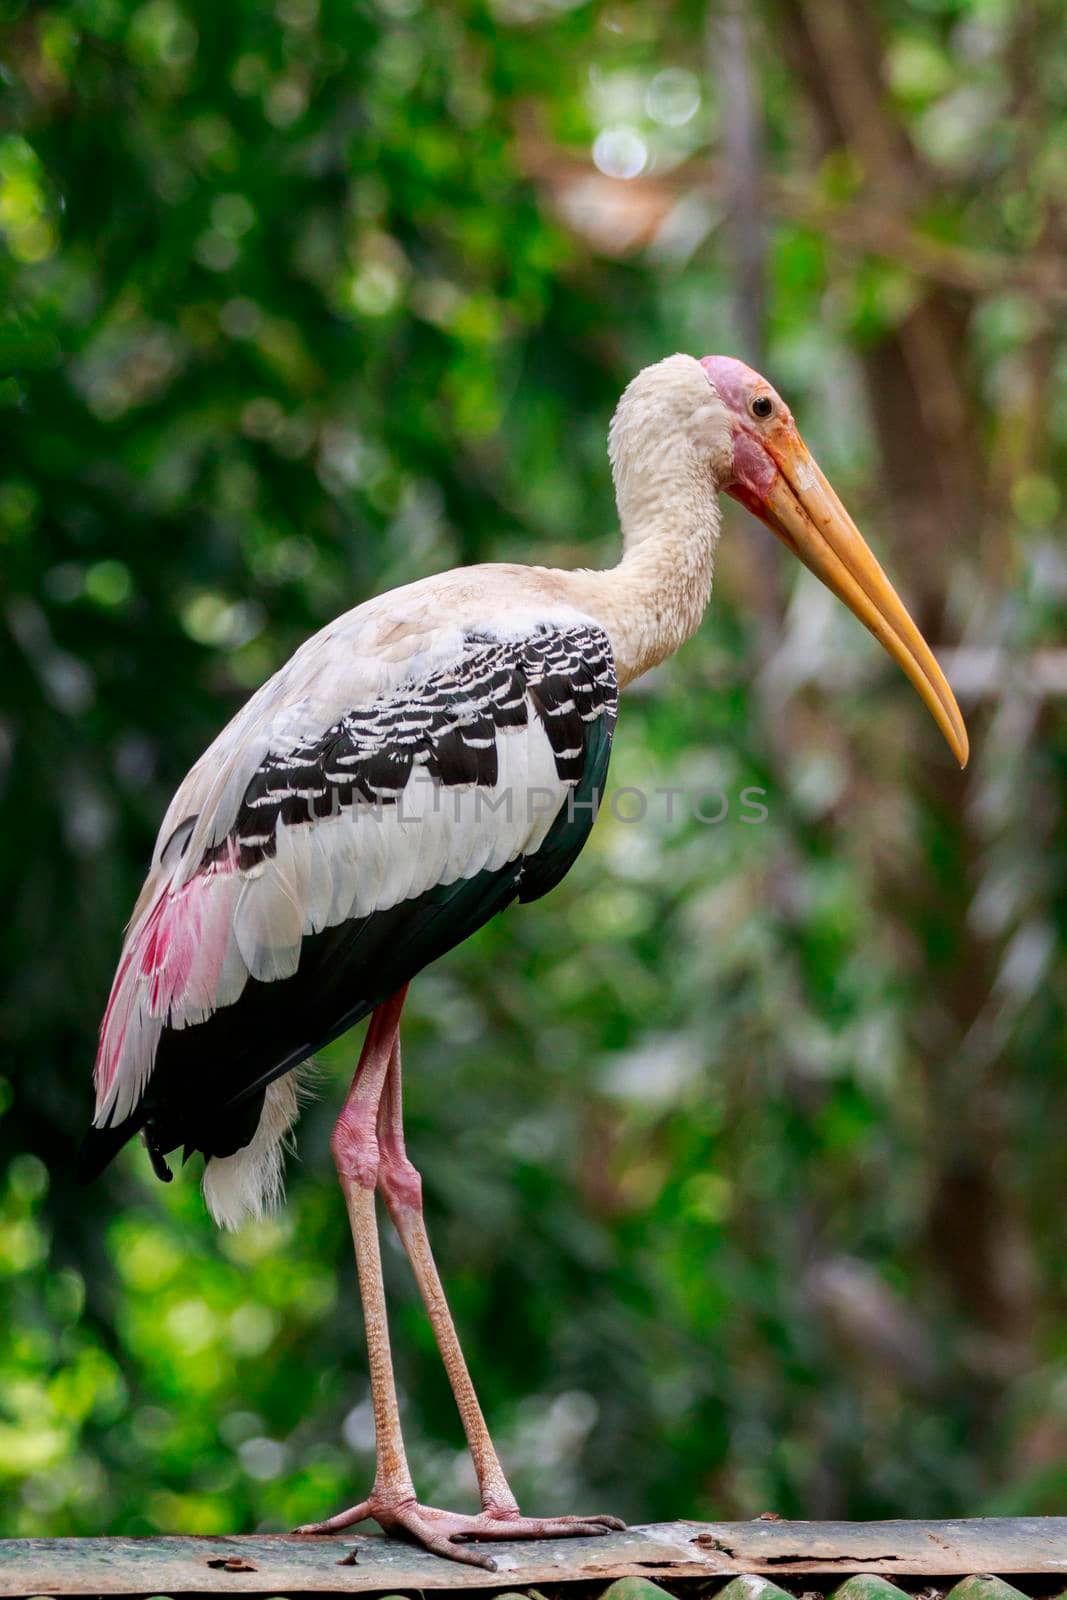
[751,395,774,419]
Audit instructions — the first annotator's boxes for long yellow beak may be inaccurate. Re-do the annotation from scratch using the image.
[751,429,968,768]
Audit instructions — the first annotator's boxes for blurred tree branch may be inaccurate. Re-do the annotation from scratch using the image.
[774,0,1042,1439]
[515,126,1067,307]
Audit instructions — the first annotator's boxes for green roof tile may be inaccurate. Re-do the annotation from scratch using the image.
[600,1579,672,1600]
[716,1575,797,1600]
[831,1577,904,1600]
[946,1578,1031,1600]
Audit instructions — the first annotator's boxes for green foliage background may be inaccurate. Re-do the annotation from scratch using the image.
[3,0,1066,1538]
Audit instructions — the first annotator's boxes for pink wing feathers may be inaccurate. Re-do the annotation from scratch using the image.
[91,601,470,1132]
[93,842,247,1128]
[89,592,608,1139]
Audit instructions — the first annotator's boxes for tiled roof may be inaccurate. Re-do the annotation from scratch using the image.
[2,1519,1065,1596]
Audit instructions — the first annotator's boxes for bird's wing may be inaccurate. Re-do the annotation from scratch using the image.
[92,604,617,1133]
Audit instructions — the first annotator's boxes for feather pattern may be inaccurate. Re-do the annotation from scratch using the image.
[82,354,739,1225]
[90,593,617,1145]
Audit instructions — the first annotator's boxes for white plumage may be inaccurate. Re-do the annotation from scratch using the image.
[84,352,969,1560]
[201,1071,306,1230]
[91,590,625,1195]
[89,355,735,1219]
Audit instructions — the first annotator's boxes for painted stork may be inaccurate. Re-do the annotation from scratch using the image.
[81,354,967,1564]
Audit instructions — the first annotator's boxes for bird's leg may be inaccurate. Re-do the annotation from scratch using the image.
[375,1034,516,1515]
[294,988,504,1568]
[373,1029,626,1545]
[294,988,427,1538]
[295,990,623,1566]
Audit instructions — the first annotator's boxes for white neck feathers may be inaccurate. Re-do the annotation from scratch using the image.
[565,354,733,687]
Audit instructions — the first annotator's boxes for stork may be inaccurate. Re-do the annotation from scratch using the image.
[81,354,967,1564]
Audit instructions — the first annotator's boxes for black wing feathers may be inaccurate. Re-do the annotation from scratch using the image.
[204,623,616,878]
[82,623,618,1180]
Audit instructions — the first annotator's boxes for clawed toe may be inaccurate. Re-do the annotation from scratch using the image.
[293,1501,373,1537]
[452,1513,625,1542]
[414,1526,499,1571]
[293,1495,625,1566]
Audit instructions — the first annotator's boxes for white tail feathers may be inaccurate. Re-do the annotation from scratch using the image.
[201,1069,313,1230]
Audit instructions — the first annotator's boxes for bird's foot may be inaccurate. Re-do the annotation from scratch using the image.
[294,1493,625,1571]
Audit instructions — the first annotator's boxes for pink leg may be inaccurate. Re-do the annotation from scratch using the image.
[294,989,424,1532]
[376,1037,517,1513]
[295,989,623,1567]
[374,1030,624,1544]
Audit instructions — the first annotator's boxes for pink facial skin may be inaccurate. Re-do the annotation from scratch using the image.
[730,430,779,503]
[699,353,762,413]
[699,353,796,515]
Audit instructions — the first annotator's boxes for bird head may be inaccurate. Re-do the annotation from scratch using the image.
[701,353,968,768]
